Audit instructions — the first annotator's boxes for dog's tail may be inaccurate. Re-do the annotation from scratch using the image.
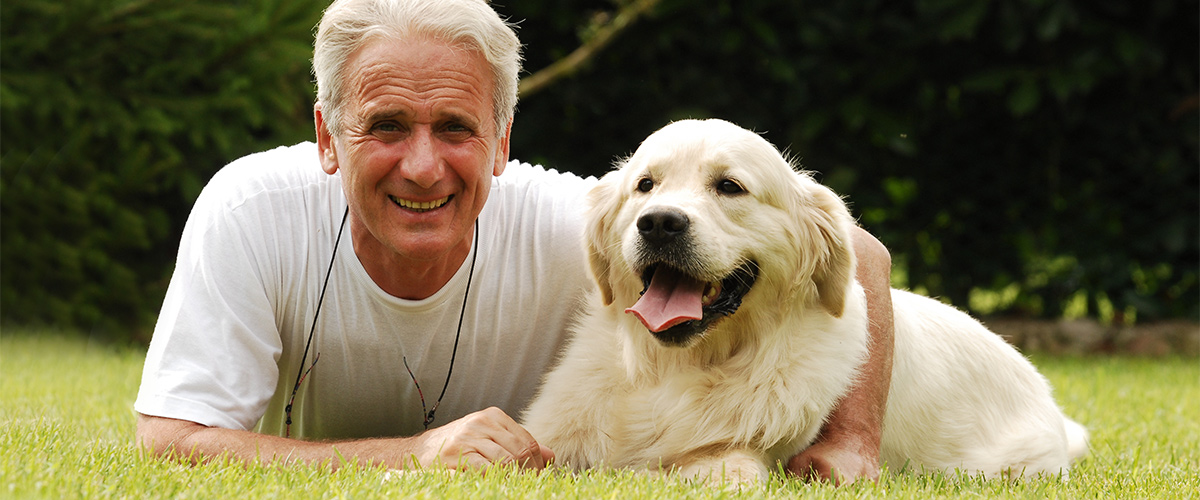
[1063,417,1090,461]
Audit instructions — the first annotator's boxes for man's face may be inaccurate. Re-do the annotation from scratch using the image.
[318,36,509,271]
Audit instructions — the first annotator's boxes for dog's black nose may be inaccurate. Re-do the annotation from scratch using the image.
[637,208,690,246]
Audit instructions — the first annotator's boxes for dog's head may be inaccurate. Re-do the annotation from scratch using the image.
[586,119,856,347]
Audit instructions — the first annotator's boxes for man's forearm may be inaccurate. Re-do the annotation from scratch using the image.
[135,413,416,469]
[825,230,892,436]
[788,226,894,483]
[825,225,894,443]
[136,406,552,470]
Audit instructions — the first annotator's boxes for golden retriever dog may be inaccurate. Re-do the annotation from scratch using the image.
[521,119,1088,484]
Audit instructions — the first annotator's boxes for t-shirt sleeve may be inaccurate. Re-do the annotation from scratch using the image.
[134,169,284,431]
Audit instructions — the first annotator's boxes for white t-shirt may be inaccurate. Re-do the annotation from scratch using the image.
[134,142,596,439]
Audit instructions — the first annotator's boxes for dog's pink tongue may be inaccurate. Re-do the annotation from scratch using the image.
[625,267,705,332]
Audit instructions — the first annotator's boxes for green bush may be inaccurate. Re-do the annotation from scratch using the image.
[505,0,1199,322]
[2,0,1195,342]
[1,0,323,340]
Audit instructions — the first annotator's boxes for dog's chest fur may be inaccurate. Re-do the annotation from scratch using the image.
[524,286,869,472]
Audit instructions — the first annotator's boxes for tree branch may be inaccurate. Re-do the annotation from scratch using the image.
[518,0,661,98]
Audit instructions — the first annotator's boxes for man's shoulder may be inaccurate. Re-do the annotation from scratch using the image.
[199,142,332,209]
[210,142,323,189]
[495,160,596,196]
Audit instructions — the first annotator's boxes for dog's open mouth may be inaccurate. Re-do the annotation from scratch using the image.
[625,261,759,346]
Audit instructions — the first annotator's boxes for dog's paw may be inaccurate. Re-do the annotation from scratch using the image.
[675,450,769,487]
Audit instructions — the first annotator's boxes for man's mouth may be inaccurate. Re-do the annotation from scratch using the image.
[624,261,759,346]
[389,195,451,213]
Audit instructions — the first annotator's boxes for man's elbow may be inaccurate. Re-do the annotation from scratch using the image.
[136,413,207,463]
[851,227,891,276]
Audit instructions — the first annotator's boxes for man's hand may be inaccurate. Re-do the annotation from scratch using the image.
[412,407,554,469]
[136,407,553,471]
[788,226,893,485]
[787,432,880,485]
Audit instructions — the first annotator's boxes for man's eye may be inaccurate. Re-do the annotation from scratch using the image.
[436,123,475,142]
[443,122,474,135]
[372,122,403,135]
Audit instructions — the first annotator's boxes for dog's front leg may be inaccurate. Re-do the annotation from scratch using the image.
[671,449,770,486]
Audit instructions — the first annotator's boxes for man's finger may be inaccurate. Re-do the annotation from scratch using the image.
[477,408,549,469]
[451,450,493,470]
[538,443,555,466]
[498,436,547,469]
[452,408,549,469]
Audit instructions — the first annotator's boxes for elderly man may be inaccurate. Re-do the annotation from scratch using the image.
[135,0,894,483]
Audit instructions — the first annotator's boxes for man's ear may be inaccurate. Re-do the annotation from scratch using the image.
[315,102,339,175]
[492,118,513,177]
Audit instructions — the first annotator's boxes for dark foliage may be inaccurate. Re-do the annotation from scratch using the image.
[503,0,1199,322]
[1,0,324,340]
[2,0,1195,342]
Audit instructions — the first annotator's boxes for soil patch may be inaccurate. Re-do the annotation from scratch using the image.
[983,318,1199,356]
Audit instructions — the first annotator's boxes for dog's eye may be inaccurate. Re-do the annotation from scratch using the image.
[636,178,655,193]
[716,179,745,195]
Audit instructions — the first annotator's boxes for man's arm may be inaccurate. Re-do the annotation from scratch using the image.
[787,226,894,484]
[136,408,553,470]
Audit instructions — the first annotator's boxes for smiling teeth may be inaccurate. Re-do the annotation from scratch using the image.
[390,195,450,212]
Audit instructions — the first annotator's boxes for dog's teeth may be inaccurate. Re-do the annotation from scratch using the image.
[702,283,720,306]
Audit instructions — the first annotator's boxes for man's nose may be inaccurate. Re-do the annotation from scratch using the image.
[400,127,444,189]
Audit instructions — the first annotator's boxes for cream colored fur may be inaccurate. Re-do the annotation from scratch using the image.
[521,119,1088,484]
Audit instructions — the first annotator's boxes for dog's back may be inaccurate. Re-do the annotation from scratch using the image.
[882,289,1088,477]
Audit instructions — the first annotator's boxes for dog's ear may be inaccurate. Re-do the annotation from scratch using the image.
[792,177,856,317]
[585,169,624,305]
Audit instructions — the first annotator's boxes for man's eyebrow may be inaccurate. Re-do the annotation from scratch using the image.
[359,105,487,131]
[438,109,483,127]
[363,107,411,123]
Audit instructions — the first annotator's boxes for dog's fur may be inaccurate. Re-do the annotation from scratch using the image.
[521,119,1088,483]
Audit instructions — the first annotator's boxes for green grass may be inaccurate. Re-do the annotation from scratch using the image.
[2,328,1197,499]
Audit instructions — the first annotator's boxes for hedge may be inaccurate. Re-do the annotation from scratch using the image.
[2,0,1195,342]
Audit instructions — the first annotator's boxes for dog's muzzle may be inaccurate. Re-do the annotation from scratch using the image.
[626,208,760,346]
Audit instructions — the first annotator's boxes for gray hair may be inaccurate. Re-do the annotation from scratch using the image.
[313,0,522,137]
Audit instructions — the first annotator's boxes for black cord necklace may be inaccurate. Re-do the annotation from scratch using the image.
[285,205,349,438]
[283,207,477,437]
[404,222,478,430]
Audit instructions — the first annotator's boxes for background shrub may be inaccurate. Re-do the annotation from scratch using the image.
[1,0,323,340]
[507,0,1199,323]
[2,0,1195,342]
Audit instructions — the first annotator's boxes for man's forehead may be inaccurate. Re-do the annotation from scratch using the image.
[346,37,494,120]
[348,36,491,86]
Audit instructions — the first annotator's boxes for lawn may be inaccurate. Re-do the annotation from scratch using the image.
[2,329,1197,499]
